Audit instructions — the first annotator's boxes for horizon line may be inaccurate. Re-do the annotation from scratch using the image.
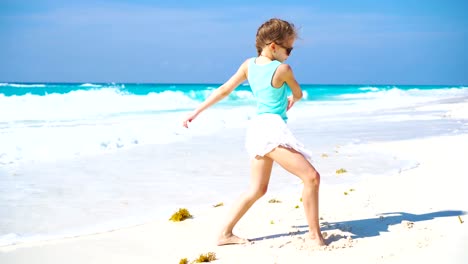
[1,81,467,87]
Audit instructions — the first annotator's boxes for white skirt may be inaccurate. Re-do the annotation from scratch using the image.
[245,114,312,160]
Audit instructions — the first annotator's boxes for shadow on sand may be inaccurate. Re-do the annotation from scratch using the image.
[249,210,465,242]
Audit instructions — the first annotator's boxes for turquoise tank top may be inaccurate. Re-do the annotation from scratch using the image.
[247,57,288,121]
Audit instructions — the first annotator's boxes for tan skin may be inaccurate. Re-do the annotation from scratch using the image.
[183,38,326,247]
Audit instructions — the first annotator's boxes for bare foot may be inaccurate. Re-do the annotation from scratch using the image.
[306,233,327,248]
[217,233,249,246]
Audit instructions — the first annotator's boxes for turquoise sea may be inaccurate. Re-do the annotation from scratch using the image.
[1,82,467,246]
[1,82,463,99]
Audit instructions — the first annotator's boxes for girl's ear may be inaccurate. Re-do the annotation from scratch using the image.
[269,42,277,52]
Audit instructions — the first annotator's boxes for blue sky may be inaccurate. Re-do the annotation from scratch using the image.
[1,0,467,84]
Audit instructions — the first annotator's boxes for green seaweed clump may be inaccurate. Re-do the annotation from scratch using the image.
[169,208,192,222]
[193,252,217,263]
[179,258,189,264]
[268,198,281,203]
[295,205,300,209]
[212,202,224,208]
[336,168,347,174]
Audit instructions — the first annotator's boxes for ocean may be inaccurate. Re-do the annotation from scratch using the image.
[1,82,467,246]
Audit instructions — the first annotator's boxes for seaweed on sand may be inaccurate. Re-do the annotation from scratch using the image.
[268,198,281,203]
[193,252,217,263]
[336,168,347,174]
[169,208,193,222]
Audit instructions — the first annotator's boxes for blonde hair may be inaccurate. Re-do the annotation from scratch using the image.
[255,18,297,55]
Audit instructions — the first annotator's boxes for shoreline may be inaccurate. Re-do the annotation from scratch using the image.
[0,121,425,247]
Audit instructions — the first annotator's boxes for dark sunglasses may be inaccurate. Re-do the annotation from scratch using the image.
[267,42,294,56]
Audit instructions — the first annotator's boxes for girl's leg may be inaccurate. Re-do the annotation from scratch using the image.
[217,156,274,245]
[266,146,326,246]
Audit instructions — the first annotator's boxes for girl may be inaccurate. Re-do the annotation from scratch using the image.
[182,18,325,247]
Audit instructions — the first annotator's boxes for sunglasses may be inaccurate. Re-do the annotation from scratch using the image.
[267,42,294,56]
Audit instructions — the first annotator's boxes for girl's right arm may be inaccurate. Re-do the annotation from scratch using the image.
[183,59,249,128]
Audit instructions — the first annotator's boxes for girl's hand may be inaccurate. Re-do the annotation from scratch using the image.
[287,96,296,111]
[182,111,199,128]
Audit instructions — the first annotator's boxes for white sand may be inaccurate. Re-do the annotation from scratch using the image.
[1,103,467,264]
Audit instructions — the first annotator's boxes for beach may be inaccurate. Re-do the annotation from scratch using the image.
[1,133,467,263]
[1,84,467,263]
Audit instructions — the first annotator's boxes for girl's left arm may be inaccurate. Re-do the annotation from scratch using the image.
[183,59,249,128]
[277,64,303,110]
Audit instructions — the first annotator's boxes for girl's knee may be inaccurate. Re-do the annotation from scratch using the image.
[248,185,268,200]
[303,170,320,186]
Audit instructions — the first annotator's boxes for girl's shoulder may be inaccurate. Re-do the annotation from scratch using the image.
[275,63,293,76]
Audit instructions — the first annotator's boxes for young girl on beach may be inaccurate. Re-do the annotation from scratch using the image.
[183,18,325,247]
